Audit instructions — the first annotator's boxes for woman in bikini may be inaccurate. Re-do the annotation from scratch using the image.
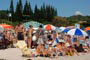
[28,25,34,48]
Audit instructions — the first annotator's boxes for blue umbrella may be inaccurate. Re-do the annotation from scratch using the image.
[67,28,88,36]
[62,28,70,33]
[55,27,60,31]
[55,27,66,32]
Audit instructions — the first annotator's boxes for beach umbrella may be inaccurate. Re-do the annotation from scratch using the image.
[55,27,59,31]
[66,26,75,29]
[62,28,70,33]
[59,27,66,32]
[55,27,68,32]
[67,28,88,36]
[23,21,44,29]
[44,24,56,30]
[0,24,13,28]
[85,27,90,31]
[0,26,4,32]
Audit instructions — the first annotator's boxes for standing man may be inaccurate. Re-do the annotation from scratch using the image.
[15,22,25,40]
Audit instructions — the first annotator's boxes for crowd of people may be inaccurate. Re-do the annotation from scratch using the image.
[0,22,90,58]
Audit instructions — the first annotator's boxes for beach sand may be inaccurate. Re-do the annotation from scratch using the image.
[0,48,90,60]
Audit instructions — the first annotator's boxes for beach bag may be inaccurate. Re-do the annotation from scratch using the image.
[32,35,37,41]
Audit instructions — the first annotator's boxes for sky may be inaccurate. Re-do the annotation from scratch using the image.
[0,0,90,17]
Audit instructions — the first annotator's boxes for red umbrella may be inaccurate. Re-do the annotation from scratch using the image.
[44,24,56,30]
[85,27,90,31]
[0,24,13,28]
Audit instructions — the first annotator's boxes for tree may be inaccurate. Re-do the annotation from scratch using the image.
[52,16,69,27]
[23,0,33,21]
[28,2,33,20]
[0,10,8,19]
[15,0,23,22]
[40,3,46,20]
[23,0,29,15]
[19,0,23,13]
[34,5,40,21]
[9,0,14,21]
[46,5,57,22]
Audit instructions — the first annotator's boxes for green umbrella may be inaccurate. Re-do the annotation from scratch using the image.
[23,21,44,29]
[0,26,4,32]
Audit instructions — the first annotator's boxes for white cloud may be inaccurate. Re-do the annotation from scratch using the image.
[75,11,83,15]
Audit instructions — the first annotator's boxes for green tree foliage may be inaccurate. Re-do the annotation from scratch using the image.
[23,0,33,21]
[28,2,33,19]
[66,15,90,26]
[9,0,57,23]
[19,0,23,13]
[9,0,14,22]
[15,0,23,22]
[52,16,69,27]
[33,4,57,22]
[45,5,57,22]
[23,0,29,15]
[0,10,8,19]
[40,3,46,20]
[34,5,40,21]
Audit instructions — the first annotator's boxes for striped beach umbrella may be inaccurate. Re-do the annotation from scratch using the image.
[62,28,70,33]
[59,27,66,32]
[67,28,88,36]
[0,24,13,28]
[44,24,56,30]
[85,27,90,31]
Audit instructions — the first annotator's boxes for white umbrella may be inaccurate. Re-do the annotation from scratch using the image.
[67,28,88,36]
[59,27,66,32]
[44,24,56,30]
